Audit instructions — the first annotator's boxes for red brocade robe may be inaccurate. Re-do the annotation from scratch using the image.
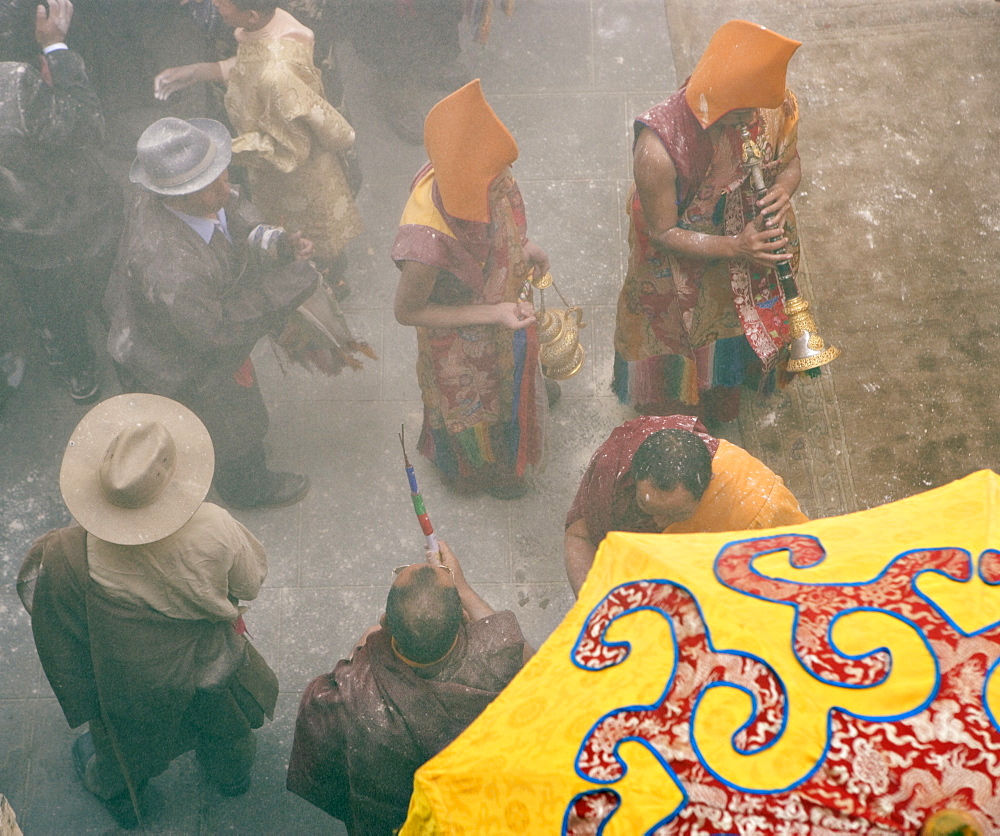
[613,85,801,414]
[391,163,543,481]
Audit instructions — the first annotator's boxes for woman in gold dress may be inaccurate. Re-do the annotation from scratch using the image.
[155,0,362,294]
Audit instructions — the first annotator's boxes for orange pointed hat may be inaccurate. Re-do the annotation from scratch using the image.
[423,79,519,223]
[684,19,801,129]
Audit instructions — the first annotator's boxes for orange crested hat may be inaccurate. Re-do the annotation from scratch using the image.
[684,19,801,129]
[423,79,519,223]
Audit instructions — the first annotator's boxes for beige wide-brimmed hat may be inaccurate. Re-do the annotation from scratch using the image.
[129,117,232,196]
[60,394,215,545]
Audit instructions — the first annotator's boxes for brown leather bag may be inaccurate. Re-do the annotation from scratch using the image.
[230,640,279,727]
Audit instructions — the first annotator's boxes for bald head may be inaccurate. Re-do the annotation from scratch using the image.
[386,565,462,664]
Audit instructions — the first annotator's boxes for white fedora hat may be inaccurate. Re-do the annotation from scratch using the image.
[129,117,232,196]
[60,394,215,545]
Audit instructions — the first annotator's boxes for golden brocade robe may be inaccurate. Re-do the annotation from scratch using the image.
[224,13,362,262]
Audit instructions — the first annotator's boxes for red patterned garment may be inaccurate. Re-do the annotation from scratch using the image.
[613,86,800,419]
[392,163,542,484]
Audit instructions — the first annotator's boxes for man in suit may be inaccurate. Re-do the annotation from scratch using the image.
[105,116,317,508]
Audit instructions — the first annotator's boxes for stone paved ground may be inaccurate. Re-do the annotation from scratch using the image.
[0,2,665,832]
[1,0,998,832]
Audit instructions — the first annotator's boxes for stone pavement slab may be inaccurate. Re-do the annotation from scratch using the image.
[0,2,669,832]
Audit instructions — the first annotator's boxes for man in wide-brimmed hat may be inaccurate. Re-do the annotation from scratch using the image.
[105,115,318,508]
[0,0,122,405]
[20,393,278,828]
[613,20,808,428]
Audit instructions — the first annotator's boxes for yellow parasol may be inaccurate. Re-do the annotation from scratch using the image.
[401,470,1000,833]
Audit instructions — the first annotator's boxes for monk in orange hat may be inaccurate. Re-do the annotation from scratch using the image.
[392,79,549,499]
[613,20,805,428]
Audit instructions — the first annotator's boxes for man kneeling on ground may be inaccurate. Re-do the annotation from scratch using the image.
[287,541,532,834]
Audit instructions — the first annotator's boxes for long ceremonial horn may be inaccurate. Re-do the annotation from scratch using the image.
[739,123,839,377]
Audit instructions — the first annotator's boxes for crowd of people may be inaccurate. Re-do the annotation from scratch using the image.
[12,1,951,833]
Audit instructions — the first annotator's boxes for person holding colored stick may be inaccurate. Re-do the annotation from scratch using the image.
[400,425,440,559]
[287,539,533,832]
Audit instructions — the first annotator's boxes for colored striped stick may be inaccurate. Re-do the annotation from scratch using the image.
[399,425,440,560]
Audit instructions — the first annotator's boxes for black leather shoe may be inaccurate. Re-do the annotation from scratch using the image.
[387,104,424,145]
[72,732,140,829]
[485,475,530,500]
[217,773,252,797]
[218,471,310,510]
[545,379,561,409]
[71,732,94,786]
[372,73,424,146]
[39,328,67,367]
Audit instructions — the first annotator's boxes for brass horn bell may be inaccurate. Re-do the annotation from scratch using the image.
[737,122,840,377]
[783,296,840,374]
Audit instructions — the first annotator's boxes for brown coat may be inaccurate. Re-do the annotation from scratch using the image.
[21,525,278,786]
[287,612,525,834]
[104,189,317,396]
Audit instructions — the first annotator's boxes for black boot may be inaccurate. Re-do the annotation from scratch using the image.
[72,732,140,830]
[38,329,101,404]
[215,446,311,509]
[64,362,102,405]
[545,378,561,409]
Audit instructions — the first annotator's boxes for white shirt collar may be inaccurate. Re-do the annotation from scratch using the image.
[165,206,231,245]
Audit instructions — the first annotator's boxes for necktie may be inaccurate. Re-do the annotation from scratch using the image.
[208,223,233,270]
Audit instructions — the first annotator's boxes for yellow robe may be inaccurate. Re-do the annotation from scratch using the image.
[666,439,808,534]
[224,9,362,262]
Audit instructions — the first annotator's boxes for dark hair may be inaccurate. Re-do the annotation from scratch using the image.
[386,566,463,664]
[0,0,41,64]
[230,0,280,13]
[630,429,712,501]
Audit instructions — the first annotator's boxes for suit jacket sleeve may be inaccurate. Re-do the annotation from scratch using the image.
[20,49,104,149]
[139,201,318,356]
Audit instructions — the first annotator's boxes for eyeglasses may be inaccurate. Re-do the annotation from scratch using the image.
[392,563,454,582]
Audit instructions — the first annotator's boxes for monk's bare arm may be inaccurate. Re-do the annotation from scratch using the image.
[394,260,535,330]
[633,127,790,267]
[565,517,598,598]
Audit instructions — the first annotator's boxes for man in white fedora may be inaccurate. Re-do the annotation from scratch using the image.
[19,393,278,828]
[104,115,317,509]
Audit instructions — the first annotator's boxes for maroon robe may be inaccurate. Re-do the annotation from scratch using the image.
[21,525,278,796]
[287,612,526,834]
[565,415,720,545]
